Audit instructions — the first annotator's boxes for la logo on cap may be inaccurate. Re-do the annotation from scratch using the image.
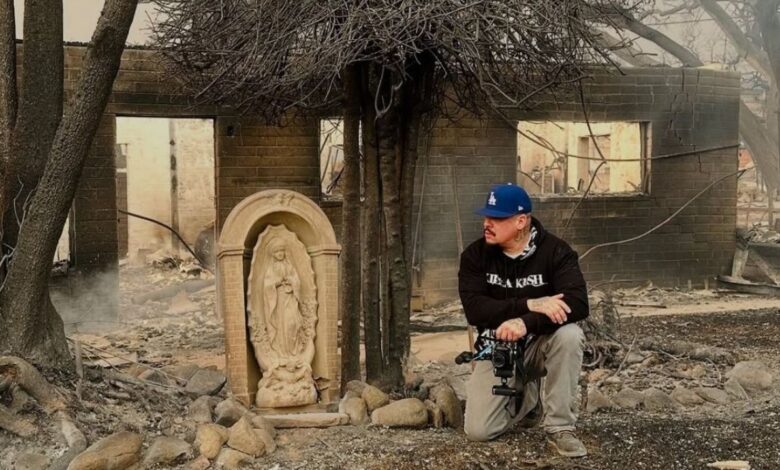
[488,192,497,206]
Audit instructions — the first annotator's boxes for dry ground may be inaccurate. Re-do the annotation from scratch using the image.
[2,263,779,469]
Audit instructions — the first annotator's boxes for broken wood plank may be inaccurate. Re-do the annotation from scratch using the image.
[717,275,780,297]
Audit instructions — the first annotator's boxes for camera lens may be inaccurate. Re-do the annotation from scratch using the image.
[492,351,507,368]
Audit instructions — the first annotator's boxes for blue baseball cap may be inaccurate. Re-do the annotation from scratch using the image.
[475,183,532,218]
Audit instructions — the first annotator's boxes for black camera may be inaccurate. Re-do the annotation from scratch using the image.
[491,343,516,377]
[455,330,526,398]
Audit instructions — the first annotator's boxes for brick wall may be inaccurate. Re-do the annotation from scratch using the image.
[215,117,320,230]
[412,116,518,304]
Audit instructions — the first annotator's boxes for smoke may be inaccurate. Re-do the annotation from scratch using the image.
[50,269,121,335]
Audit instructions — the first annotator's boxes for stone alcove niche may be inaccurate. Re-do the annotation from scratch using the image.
[217,190,340,407]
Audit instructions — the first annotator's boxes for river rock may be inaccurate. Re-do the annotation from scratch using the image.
[263,412,349,428]
[725,361,774,395]
[724,377,750,400]
[215,398,249,427]
[670,386,704,407]
[143,436,192,466]
[342,390,360,400]
[587,368,611,383]
[362,385,390,411]
[185,369,227,396]
[189,396,217,424]
[339,396,369,425]
[250,415,276,439]
[613,387,644,409]
[693,387,730,405]
[346,380,367,396]
[215,448,252,469]
[138,368,170,386]
[227,417,265,457]
[253,426,276,454]
[643,388,680,411]
[371,398,428,428]
[164,363,201,383]
[425,400,444,428]
[185,455,211,470]
[67,431,142,470]
[430,383,463,428]
[195,424,228,460]
[624,352,645,365]
[586,388,615,413]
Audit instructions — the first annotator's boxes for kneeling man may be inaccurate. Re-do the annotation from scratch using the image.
[459,183,589,458]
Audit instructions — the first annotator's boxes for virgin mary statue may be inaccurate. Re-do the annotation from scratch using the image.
[263,238,305,358]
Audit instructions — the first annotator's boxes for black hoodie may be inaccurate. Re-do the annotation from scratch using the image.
[458,217,589,336]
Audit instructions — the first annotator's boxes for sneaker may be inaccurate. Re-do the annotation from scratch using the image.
[547,431,587,458]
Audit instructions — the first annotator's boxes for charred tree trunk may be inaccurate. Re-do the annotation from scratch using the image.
[0,0,138,368]
[374,75,408,387]
[360,63,384,384]
[339,64,362,389]
[0,0,16,240]
[3,0,63,250]
[355,58,434,388]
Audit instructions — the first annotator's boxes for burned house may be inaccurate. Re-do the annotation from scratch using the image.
[53,45,739,323]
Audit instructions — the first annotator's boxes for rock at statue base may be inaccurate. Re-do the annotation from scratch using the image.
[371,398,428,428]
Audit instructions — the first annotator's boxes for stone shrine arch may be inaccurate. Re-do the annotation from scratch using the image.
[218,190,341,406]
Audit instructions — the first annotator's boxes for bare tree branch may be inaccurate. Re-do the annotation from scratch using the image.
[591,27,663,66]
[150,0,626,120]
[601,9,780,189]
[698,0,772,77]
[601,5,703,66]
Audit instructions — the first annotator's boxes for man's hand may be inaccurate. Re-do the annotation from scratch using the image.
[527,294,570,324]
[496,318,527,342]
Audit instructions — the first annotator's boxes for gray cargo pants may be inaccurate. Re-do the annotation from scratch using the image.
[464,323,585,441]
